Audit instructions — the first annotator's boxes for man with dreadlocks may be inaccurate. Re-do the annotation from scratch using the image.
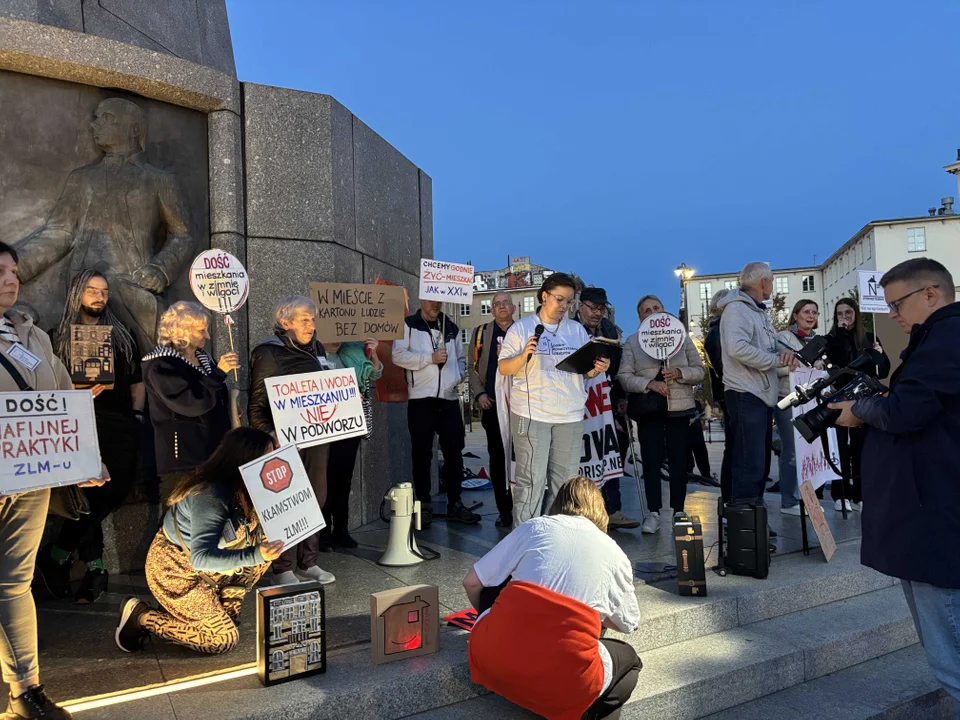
[35,271,145,604]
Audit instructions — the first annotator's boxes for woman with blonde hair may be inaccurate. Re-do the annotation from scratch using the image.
[143,301,240,503]
[463,477,641,720]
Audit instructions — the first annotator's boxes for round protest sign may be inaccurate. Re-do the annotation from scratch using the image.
[189,249,250,314]
[637,312,687,361]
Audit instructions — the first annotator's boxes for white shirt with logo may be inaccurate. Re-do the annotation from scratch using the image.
[500,313,589,424]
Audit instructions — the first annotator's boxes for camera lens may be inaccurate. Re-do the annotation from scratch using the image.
[793,404,841,443]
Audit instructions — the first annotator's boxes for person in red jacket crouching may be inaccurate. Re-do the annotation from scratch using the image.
[462,477,641,720]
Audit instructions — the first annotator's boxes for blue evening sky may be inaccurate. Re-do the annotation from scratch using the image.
[226,1,960,326]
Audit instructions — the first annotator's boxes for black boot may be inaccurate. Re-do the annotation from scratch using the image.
[447,500,481,524]
[331,528,359,549]
[5,685,71,719]
[34,552,72,600]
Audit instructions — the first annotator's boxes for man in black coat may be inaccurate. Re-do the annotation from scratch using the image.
[832,258,960,709]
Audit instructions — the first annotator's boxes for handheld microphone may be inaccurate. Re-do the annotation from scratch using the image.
[527,324,545,364]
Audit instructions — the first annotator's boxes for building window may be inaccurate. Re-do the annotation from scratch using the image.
[480,300,491,316]
[802,275,816,293]
[461,329,469,343]
[908,227,926,252]
[523,296,535,313]
[724,280,737,291]
[856,242,863,264]
[460,304,470,317]
[699,283,712,301]
[775,277,789,295]
[866,238,872,259]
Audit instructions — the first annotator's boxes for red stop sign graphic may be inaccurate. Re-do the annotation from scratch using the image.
[260,458,292,493]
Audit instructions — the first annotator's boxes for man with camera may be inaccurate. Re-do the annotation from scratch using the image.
[831,258,960,708]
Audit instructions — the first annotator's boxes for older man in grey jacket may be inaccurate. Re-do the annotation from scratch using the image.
[719,262,798,506]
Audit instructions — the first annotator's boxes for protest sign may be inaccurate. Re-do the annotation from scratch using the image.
[789,368,841,491]
[579,376,623,485]
[309,282,405,343]
[373,278,410,402]
[799,480,837,562]
[419,259,474,305]
[257,583,326,687]
[1,390,101,494]
[240,443,325,547]
[637,312,686,361]
[189,249,250,314]
[266,368,368,449]
[443,608,478,632]
[69,324,114,386]
[858,270,889,314]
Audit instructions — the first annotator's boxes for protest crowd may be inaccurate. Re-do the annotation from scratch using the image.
[1,234,959,719]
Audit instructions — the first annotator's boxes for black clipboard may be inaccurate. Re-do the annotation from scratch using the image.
[555,337,622,374]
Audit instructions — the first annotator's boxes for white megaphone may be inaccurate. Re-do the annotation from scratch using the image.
[378,483,424,567]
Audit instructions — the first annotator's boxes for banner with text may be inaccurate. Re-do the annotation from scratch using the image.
[266,369,368,449]
[858,270,890,314]
[309,282,405,342]
[579,375,623,486]
[190,249,250,314]
[790,368,841,491]
[240,444,325,548]
[1,390,101,494]
[419,259,474,305]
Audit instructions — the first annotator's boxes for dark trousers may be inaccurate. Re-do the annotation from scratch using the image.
[323,435,362,533]
[480,403,513,519]
[637,416,690,514]
[725,390,773,504]
[602,477,622,514]
[687,419,711,477]
[833,426,865,504]
[721,410,733,502]
[477,579,641,720]
[408,397,464,506]
[273,443,329,574]
[55,428,139,562]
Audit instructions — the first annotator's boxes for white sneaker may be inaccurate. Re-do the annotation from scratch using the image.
[641,512,660,534]
[299,566,336,585]
[834,499,853,512]
[780,504,802,516]
[851,502,862,512]
[273,570,300,585]
[608,511,640,529]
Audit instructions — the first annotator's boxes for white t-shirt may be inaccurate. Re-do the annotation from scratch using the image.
[500,313,590,423]
[473,514,640,693]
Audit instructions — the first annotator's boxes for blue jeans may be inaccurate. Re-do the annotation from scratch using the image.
[602,477,622,514]
[725,390,773,504]
[774,406,800,509]
[901,580,960,709]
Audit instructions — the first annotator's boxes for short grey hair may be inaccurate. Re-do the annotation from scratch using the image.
[636,294,663,317]
[739,262,773,290]
[274,296,317,327]
[492,292,513,305]
[709,289,728,317]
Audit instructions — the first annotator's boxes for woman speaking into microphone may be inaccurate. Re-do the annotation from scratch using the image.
[499,273,611,526]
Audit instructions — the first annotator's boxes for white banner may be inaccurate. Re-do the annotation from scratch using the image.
[190,249,250,314]
[790,368,841,491]
[578,375,623,486]
[266,369,368,449]
[240,444,325,547]
[0,390,101,494]
[638,312,686,361]
[418,259,474,305]
[857,270,889,314]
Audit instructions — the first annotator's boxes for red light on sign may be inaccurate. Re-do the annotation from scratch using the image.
[260,458,292,493]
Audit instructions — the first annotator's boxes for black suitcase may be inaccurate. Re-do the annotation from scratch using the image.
[674,515,707,596]
[716,499,770,579]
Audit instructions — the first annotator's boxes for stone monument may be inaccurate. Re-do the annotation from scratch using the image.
[0,0,433,572]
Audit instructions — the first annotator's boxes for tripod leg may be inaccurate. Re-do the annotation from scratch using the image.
[800,500,810,555]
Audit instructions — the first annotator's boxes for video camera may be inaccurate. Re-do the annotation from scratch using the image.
[776,348,887,443]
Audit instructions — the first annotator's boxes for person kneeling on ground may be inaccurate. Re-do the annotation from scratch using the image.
[463,477,641,720]
[115,428,284,655]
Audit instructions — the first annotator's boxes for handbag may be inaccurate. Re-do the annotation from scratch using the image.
[0,350,90,519]
[627,368,668,423]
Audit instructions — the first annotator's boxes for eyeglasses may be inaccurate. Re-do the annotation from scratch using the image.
[580,301,606,313]
[888,285,938,314]
[545,291,575,307]
[492,301,512,309]
[84,288,109,298]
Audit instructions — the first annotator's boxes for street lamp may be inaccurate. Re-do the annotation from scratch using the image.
[674,262,696,324]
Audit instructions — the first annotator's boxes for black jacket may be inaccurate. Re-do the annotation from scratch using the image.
[704,316,724,406]
[249,333,327,434]
[853,303,960,587]
[825,327,890,379]
[143,347,231,475]
[580,316,624,405]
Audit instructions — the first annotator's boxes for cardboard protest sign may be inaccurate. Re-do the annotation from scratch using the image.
[638,312,686,361]
[579,376,623,486]
[189,249,250,314]
[0,390,101,494]
[309,282,405,342]
[419,259,474,305]
[266,369,368,449]
[858,270,889,314]
[69,324,114,386]
[370,584,440,664]
[789,368,841,491]
[257,583,326,687]
[799,480,837,562]
[240,444,325,547]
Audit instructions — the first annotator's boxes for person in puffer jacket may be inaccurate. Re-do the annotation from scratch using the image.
[392,300,480,526]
